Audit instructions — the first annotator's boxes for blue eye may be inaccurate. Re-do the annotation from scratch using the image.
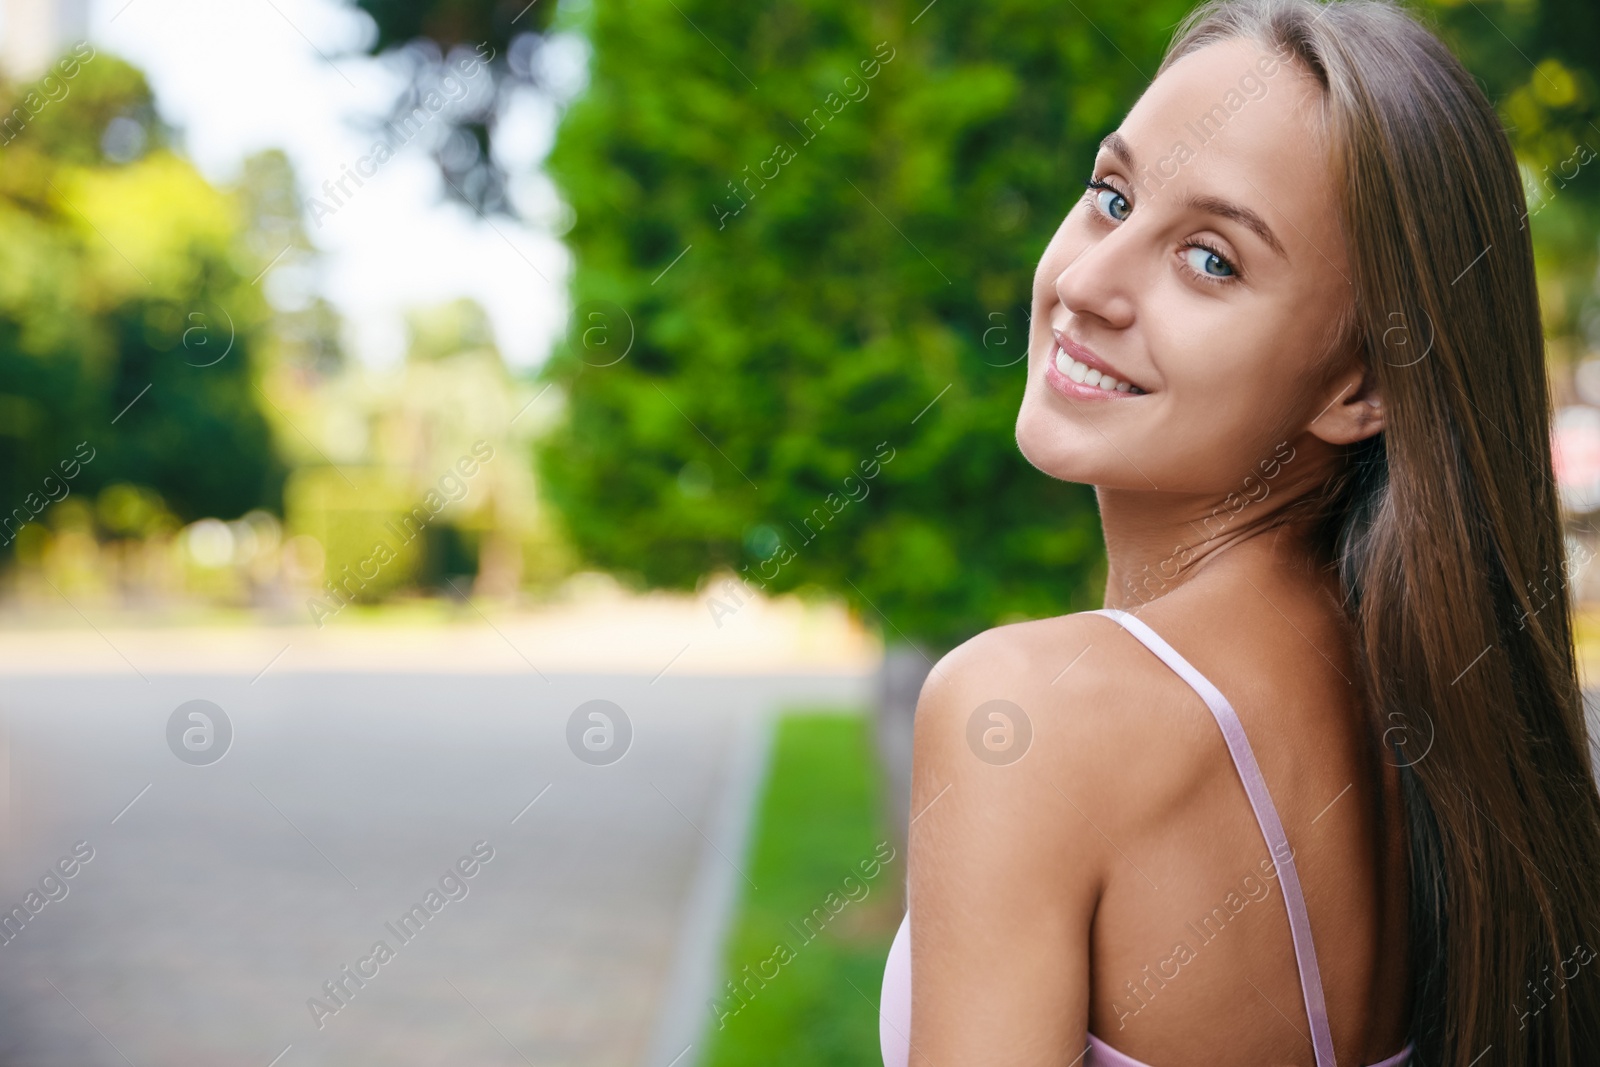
[1085,178,1130,222]
[1183,243,1236,279]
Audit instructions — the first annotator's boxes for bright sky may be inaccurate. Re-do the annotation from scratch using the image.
[76,0,581,369]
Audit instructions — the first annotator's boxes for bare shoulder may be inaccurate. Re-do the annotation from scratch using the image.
[904,611,1219,1056]
[911,612,1215,825]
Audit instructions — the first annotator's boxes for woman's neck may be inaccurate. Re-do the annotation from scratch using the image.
[1095,479,1333,613]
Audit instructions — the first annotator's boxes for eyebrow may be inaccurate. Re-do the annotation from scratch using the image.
[1098,131,1289,261]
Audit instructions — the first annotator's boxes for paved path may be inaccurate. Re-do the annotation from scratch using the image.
[0,668,869,1067]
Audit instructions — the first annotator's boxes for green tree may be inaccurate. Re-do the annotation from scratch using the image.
[0,50,284,550]
[532,0,1195,650]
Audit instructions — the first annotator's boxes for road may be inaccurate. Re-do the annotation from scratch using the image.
[0,669,869,1067]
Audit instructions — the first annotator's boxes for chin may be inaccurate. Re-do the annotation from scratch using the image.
[1014,394,1095,485]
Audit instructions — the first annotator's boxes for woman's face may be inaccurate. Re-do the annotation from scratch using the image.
[1015,38,1361,494]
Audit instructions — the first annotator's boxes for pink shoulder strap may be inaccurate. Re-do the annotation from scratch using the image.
[1088,608,1337,1067]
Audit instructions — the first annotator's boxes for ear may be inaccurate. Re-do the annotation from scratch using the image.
[1306,361,1384,446]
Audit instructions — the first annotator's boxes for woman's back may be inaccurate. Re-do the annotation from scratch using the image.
[1076,560,1411,1063]
[883,548,1413,1065]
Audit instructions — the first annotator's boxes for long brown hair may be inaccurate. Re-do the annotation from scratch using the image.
[1159,1,1600,1062]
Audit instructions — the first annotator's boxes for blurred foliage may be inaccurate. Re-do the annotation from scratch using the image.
[286,467,425,604]
[349,0,563,215]
[239,149,347,379]
[354,0,556,52]
[279,297,569,610]
[532,0,1183,649]
[1424,0,1600,350]
[95,482,175,540]
[0,49,284,556]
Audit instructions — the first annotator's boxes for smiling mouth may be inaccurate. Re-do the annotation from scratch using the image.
[1051,345,1147,394]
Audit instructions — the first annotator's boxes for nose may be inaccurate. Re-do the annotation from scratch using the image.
[1052,218,1140,331]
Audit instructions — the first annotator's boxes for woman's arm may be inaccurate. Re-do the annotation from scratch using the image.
[905,620,1122,1066]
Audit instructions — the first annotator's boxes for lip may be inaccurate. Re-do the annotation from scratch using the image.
[1044,329,1149,401]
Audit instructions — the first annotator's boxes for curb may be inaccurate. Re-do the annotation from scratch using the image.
[638,706,777,1067]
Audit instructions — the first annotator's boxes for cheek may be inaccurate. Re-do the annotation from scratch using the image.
[1155,309,1292,406]
[1149,323,1320,478]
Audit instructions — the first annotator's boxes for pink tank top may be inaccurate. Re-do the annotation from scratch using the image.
[879,608,1415,1067]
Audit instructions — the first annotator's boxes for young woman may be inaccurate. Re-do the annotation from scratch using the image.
[878,0,1600,1064]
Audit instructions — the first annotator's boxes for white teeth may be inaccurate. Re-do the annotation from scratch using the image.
[1054,346,1139,394]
